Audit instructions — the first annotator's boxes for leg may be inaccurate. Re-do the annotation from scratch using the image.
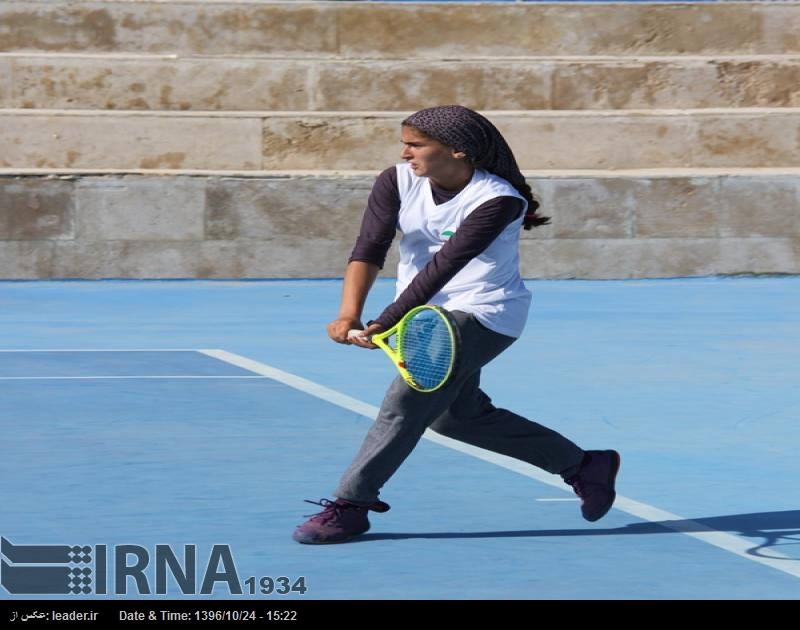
[428,318,620,521]
[293,311,498,543]
[297,312,617,543]
[333,311,515,503]
[430,367,620,522]
[428,372,585,477]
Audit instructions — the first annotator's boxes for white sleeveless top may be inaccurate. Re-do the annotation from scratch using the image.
[395,163,532,338]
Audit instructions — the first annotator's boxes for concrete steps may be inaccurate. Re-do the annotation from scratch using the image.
[3,108,799,170]
[1,1,799,279]
[2,54,799,111]
[2,1,799,57]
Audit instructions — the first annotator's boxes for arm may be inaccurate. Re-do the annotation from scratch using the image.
[328,167,399,344]
[327,260,380,343]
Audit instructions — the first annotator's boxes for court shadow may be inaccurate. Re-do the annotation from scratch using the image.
[360,509,800,559]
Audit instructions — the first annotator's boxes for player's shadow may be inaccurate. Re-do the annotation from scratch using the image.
[361,509,800,559]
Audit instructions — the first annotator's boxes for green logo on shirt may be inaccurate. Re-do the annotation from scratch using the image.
[441,230,455,239]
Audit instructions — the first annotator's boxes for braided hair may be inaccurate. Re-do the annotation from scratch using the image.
[402,105,549,229]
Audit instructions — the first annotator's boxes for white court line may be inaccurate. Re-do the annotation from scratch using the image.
[0,349,264,380]
[199,349,378,419]
[0,349,200,352]
[202,348,800,580]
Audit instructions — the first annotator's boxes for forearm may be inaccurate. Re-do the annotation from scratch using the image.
[327,261,380,344]
[338,260,380,321]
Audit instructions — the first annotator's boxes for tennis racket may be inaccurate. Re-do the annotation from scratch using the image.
[348,305,460,393]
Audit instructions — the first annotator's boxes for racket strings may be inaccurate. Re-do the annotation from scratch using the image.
[399,313,455,390]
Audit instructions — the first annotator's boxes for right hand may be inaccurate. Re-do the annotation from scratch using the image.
[327,317,363,344]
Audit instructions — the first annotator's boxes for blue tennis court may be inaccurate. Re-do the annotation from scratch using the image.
[1,277,798,600]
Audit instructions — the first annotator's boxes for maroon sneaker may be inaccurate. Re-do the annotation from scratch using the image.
[565,450,621,522]
[292,498,390,544]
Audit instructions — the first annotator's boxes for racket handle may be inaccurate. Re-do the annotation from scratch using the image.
[348,329,374,342]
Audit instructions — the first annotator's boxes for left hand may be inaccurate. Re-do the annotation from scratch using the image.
[347,322,384,349]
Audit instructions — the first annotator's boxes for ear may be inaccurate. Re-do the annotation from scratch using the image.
[452,150,467,160]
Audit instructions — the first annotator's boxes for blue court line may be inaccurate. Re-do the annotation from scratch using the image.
[204,348,800,582]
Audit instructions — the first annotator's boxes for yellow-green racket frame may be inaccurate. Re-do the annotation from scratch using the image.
[371,305,460,393]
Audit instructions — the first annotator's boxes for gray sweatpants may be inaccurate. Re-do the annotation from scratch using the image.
[334,311,586,504]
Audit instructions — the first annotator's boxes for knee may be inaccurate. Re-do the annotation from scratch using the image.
[429,413,461,438]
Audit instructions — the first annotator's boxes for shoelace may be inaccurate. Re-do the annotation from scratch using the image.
[302,498,348,520]
[300,498,390,521]
[300,499,366,525]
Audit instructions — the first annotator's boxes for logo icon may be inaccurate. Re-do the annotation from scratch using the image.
[1,537,95,595]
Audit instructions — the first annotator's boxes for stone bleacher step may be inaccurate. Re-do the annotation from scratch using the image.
[2,108,799,171]
[2,53,799,111]
[1,168,797,280]
[2,1,799,57]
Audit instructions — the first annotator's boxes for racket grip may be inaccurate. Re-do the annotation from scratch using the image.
[348,329,374,343]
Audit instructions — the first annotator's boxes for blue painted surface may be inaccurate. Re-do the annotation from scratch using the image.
[0,278,798,600]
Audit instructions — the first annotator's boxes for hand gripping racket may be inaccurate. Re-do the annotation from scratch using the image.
[349,305,460,393]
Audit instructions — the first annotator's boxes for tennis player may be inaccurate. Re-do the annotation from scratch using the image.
[293,105,620,544]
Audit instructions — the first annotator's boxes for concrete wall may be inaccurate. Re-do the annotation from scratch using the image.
[1,1,799,279]
[2,172,798,279]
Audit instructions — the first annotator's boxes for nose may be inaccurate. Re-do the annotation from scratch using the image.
[400,144,412,160]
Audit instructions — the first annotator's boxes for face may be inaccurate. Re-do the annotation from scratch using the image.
[400,125,470,187]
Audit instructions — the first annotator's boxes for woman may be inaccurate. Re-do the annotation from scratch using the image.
[293,105,620,544]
